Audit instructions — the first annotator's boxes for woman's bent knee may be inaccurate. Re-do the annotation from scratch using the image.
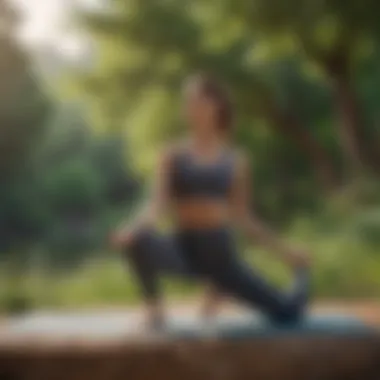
[122,229,161,300]
[124,228,156,255]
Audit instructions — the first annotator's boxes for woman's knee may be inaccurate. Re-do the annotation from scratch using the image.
[124,228,157,256]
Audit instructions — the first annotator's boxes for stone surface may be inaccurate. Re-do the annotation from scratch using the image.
[0,309,374,345]
[0,309,379,380]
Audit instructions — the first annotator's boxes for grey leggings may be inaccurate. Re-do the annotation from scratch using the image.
[125,227,310,324]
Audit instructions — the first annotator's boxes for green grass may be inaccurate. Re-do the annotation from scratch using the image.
[0,257,203,313]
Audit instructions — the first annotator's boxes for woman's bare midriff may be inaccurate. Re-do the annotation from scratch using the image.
[172,198,230,230]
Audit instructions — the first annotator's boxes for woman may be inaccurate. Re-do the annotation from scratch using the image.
[112,73,310,330]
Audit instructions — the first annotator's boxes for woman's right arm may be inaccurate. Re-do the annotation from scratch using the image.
[230,151,310,268]
[112,146,174,248]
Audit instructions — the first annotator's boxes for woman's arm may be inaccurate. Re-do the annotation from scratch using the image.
[112,146,174,248]
[230,151,309,268]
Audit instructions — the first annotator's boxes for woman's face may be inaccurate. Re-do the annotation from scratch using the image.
[183,80,217,135]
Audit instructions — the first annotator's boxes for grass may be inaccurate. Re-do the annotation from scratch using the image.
[0,256,203,313]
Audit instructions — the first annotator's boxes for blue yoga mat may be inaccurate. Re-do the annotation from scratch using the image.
[167,313,375,340]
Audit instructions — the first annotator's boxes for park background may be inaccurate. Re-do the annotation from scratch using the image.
[1,0,380,314]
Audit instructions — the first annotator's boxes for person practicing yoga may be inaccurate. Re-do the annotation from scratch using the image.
[112,73,311,330]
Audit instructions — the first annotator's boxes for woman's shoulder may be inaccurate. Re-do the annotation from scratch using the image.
[230,147,250,168]
[158,140,188,165]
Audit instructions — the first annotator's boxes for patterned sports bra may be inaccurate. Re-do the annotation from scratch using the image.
[169,148,235,200]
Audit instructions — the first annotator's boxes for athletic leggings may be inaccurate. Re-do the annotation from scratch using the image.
[125,226,310,324]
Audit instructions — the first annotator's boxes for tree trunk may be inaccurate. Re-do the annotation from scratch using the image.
[330,72,365,176]
[300,36,379,177]
[332,75,380,176]
[264,100,338,191]
[322,49,379,177]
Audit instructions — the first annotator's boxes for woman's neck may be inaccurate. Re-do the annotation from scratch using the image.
[191,133,226,153]
[186,134,228,164]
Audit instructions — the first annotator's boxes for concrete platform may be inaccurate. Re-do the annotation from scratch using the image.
[0,310,379,380]
[0,308,377,347]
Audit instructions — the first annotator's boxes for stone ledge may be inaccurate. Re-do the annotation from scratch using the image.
[0,336,379,380]
[0,312,379,380]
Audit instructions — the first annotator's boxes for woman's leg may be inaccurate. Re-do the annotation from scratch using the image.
[214,262,310,324]
[122,228,193,327]
[186,228,310,325]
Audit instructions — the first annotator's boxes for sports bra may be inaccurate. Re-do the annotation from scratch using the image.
[170,148,235,200]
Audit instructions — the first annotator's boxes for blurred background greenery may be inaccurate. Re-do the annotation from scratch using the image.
[1,0,380,313]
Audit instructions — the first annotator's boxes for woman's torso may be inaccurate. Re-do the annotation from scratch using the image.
[168,144,236,230]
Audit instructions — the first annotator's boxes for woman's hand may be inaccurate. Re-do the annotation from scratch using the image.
[110,146,173,252]
[110,226,135,250]
[283,247,311,269]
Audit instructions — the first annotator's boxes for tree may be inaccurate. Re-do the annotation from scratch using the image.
[32,104,139,266]
[228,0,380,176]
[0,0,52,177]
[79,0,338,190]
[0,0,52,257]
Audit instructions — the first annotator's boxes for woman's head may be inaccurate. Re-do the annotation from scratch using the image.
[183,73,233,137]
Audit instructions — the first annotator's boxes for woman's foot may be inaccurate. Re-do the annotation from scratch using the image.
[286,266,311,314]
[200,284,223,320]
[146,314,166,332]
[144,302,166,333]
[295,267,311,301]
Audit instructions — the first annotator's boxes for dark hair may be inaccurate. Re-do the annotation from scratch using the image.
[187,73,234,132]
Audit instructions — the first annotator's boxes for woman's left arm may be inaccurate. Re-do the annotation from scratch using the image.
[230,151,310,269]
